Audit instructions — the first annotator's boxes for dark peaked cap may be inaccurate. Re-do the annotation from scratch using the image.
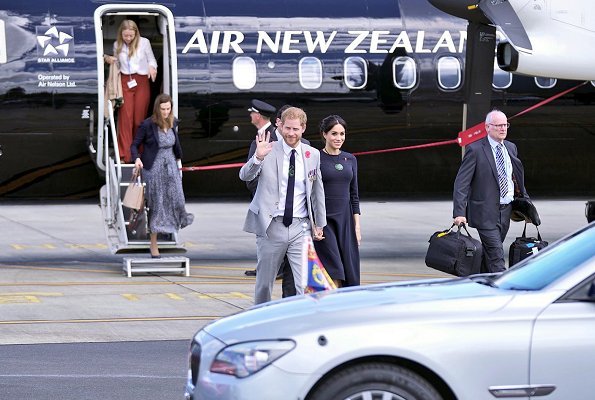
[247,99,276,118]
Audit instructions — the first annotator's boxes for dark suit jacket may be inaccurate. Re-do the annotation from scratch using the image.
[131,118,182,170]
[453,137,528,229]
[246,125,310,195]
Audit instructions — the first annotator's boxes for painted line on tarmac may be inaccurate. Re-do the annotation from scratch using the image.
[165,293,184,300]
[0,292,63,304]
[0,315,220,325]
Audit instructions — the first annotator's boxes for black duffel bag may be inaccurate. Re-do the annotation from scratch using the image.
[509,222,548,267]
[425,224,483,277]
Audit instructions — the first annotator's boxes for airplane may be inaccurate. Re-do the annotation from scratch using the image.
[1,0,594,206]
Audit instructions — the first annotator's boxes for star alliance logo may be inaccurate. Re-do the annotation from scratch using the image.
[36,26,75,63]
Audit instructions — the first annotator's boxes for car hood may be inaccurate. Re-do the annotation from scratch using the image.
[203,277,517,343]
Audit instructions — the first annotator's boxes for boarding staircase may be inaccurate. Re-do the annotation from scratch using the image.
[98,101,187,274]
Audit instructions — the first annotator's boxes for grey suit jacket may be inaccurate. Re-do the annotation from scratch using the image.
[239,141,326,237]
[453,137,528,229]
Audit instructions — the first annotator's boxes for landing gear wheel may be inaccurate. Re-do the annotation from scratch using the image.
[307,362,442,400]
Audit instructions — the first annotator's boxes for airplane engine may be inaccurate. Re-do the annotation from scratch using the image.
[498,36,595,82]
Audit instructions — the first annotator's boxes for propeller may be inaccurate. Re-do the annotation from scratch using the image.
[478,0,532,52]
[428,0,532,52]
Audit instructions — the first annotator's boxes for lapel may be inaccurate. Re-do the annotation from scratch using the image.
[151,122,160,146]
[274,141,284,195]
[300,143,315,195]
[481,138,498,182]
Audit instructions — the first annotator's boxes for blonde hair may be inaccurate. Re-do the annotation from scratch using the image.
[281,107,307,127]
[151,94,175,130]
[115,20,140,58]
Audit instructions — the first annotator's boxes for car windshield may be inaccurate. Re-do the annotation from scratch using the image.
[495,224,595,291]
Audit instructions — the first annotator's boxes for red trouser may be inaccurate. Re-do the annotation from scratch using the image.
[118,73,150,162]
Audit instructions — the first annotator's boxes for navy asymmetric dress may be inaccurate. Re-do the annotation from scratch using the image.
[314,150,361,286]
[143,128,194,234]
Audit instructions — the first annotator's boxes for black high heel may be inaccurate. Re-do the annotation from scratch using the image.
[151,254,161,259]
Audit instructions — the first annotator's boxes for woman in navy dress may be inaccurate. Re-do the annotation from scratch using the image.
[314,115,361,287]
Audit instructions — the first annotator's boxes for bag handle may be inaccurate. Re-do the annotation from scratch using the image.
[451,222,473,238]
[522,221,543,241]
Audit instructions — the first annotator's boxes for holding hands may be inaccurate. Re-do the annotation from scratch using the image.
[313,226,325,241]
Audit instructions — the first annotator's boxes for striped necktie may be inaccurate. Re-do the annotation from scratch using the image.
[496,144,507,198]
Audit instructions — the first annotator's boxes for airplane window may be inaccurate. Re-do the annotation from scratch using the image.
[493,60,512,89]
[437,56,461,90]
[535,77,556,89]
[344,57,367,90]
[392,56,416,90]
[299,57,323,90]
[232,57,257,90]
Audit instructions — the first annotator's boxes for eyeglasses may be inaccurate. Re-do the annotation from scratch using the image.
[489,123,510,129]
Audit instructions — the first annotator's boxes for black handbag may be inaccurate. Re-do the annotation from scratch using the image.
[425,224,483,277]
[509,222,548,267]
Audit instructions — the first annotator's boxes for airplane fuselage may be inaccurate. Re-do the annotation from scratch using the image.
[1,0,594,199]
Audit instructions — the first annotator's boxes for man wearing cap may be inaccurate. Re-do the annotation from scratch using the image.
[453,109,530,273]
[248,99,277,138]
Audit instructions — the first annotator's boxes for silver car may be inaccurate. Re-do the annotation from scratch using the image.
[185,223,595,400]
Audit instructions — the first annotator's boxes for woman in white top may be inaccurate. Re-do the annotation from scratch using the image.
[105,19,157,162]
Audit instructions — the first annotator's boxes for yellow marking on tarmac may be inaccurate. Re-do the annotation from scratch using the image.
[122,294,140,301]
[65,243,109,249]
[196,292,252,300]
[0,292,63,304]
[184,241,216,250]
[0,295,40,304]
[230,291,252,299]
[11,244,57,250]
[165,293,184,301]
[0,316,220,325]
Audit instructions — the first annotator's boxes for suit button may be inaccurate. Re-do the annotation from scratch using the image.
[268,215,273,218]
[275,202,279,205]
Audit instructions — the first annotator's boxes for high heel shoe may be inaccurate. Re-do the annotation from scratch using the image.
[151,254,161,259]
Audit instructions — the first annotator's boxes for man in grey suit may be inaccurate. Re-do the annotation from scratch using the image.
[240,107,326,304]
[453,110,529,273]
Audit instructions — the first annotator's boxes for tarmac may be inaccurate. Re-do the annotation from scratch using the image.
[0,198,591,345]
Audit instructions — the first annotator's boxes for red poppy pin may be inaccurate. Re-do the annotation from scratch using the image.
[305,151,311,158]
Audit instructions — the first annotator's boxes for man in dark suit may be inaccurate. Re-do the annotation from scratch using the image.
[453,109,529,273]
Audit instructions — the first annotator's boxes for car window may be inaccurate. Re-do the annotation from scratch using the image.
[495,224,595,291]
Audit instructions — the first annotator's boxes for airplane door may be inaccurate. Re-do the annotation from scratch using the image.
[94,4,178,171]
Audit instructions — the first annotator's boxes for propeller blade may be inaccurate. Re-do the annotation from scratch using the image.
[478,0,532,52]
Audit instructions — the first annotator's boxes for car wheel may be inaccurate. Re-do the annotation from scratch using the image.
[308,362,442,400]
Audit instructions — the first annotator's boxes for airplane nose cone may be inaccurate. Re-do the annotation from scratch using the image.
[427,0,491,24]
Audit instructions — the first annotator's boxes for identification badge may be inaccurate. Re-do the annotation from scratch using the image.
[127,79,138,89]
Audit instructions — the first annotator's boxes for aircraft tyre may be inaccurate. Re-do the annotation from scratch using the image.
[307,362,443,400]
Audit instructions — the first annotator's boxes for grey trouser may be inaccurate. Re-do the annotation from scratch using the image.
[254,217,309,304]
[477,203,512,273]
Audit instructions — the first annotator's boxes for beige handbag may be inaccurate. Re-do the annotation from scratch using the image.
[122,175,144,210]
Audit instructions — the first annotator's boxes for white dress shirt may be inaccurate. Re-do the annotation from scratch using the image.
[114,37,157,76]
